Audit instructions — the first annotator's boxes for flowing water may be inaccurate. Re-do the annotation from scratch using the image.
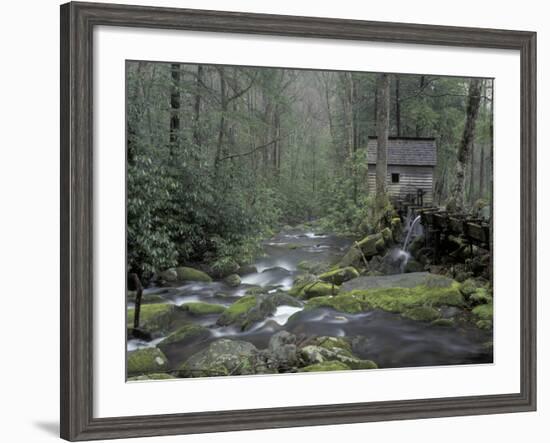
[127,227,492,370]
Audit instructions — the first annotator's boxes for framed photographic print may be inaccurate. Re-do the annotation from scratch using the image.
[60,1,536,441]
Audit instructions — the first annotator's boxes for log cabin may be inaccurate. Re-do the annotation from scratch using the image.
[366,136,437,206]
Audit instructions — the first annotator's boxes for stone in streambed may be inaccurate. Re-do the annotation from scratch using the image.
[224,273,241,287]
[158,324,210,352]
[403,306,440,322]
[128,373,176,381]
[127,303,178,335]
[318,266,359,285]
[127,347,168,376]
[179,302,226,316]
[299,361,351,372]
[302,281,339,299]
[175,266,212,282]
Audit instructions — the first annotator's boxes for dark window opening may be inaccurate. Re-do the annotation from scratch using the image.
[391,173,400,183]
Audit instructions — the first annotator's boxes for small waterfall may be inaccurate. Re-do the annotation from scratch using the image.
[402,215,421,252]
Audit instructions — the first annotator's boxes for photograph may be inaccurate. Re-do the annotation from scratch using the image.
[125,61,494,380]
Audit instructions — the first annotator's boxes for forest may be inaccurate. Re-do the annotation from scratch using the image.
[126,61,494,379]
[127,62,492,281]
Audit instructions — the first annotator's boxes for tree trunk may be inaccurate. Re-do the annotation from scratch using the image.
[215,68,227,166]
[169,63,181,156]
[450,78,482,211]
[193,64,203,147]
[128,273,143,331]
[376,73,391,212]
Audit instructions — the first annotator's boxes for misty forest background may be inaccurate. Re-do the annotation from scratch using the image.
[127,62,493,281]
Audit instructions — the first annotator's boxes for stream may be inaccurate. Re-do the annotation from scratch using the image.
[128,227,493,370]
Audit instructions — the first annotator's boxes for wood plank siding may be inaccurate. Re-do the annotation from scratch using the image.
[367,165,434,205]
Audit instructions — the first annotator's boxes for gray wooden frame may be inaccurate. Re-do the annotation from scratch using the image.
[60,1,537,441]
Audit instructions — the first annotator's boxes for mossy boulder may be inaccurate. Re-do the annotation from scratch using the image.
[459,279,479,297]
[211,258,240,278]
[237,264,257,276]
[127,303,177,335]
[127,347,168,376]
[179,302,226,316]
[224,274,241,287]
[158,324,210,352]
[306,277,464,316]
[216,293,301,330]
[297,260,330,274]
[404,259,424,273]
[318,267,359,285]
[175,266,212,282]
[431,318,454,327]
[391,217,402,241]
[288,273,317,297]
[312,336,353,354]
[178,339,270,377]
[472,303,493,321]
[469,288,493,305]
[476,319,493,330]
[299,361,351,372]
[303,281,340,299]
[403,306,440,322]
[299,342,378,370]
[159,268,178,282]
[128,373,175,381]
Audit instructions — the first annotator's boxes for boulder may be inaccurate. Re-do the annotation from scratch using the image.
[318,267,359,285]
[211,258,240,278]
[158,324,210,352]
[404,259,424,273]
[175,266,212,282]
[178,339,271,377]
[403,306,440,322]
[127,347,168,376]
[299,361,351,372]
[224,274,241,287]
[179,302,226,316]
[128,373,175,381]
[469,288,493,305]
[303,281,339,299]
[159,268,178,282]
[237,264,258,276]
[267,331,299,368]
[127,303,178,336]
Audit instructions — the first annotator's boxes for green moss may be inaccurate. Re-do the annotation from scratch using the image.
[128,373,175,381]
[314,336,353,354]
[175,266,212,282]
[469,288,493,305]
[380,227,393,243]
[318,267,359,285]
[300,361,351,372]
[472,303,493,321]
[476,320,493,330]
[180,302,226,316]
[288,274,317,297]
[224,274,241,287]
[127,303,176,333]
[303,281,339,299]
[459,279,478,297]
[375,238,386,252]
[347,359,378,370]
[244,286,267,296]
[305,282,464,315]
[403,306,440,322]
[158,324,209,349]
[431,318,455,327]
[127,348,168,376]
[217,295,258,324]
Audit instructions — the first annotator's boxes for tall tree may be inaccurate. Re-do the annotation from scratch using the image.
[375,73,391,212]
[450,78,482,211]
[169,63,181,156]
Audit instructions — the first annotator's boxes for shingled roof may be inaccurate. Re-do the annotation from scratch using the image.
[366,137,437,166]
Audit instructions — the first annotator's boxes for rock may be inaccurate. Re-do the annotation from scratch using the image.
[237,264,258,276]
[303,281,339,299]
[159,268,178,282]
[404,259,424,273]
[318,266,359,285]
[476,320,493,330]
[299,361,351,372]
[174,266,212,282]
[127,348,168,376]
[297,260,331,274]
[469,288,493,305]
[459,278,478,297]
[408,235,425,256]
[391,217,403,242]
[178,339,271,377]
[403,306,440,322]
[299,341,378,370]
[308,272,463,315]
[268,331,298,368]
[128,373,175,381]
[158,324,210,352]
[472,303,493,321]
[179,302,226,315]
[127,303,178,336]
[224,274,241,287]
[288,273,317,297]
[216,293,302,330]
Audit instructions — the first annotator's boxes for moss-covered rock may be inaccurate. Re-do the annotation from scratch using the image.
[403,306,440,322]
[459,279,478,297]
[216,293,301,330]
[404,259,424,273]
[224,274,241,287]
[313,336,353,354]
[128,373,175,381]
[391,217,402,241]
[175,266,212,282]
[476,319,493,330]
[299,361,351,372]
[288,273,317,297]
[318,267,359,285]
[469,288,493,305]
[211,258,240,278]
[431,318,455,327]
[237,264,257,276]
[177,339,269,377]
[159,268,178,282]
[303,281,339,299]
[306,280,463,315]
[244,286,268,296]
[127,347,168,376]
[472,303,493,321]
[158,324,210,351]
[127,303,177,335]
[179,302,226,316]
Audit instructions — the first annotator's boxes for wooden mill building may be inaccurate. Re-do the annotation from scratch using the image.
[366,136,437,206]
